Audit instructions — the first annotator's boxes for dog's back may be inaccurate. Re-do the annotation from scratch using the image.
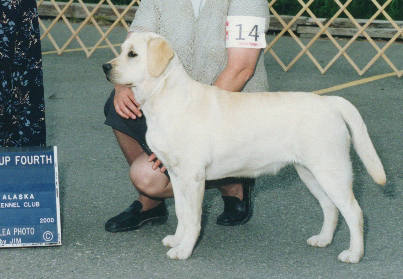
[198,90,385,186]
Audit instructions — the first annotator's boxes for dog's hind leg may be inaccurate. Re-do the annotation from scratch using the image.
[309,164,364,263]
[165,173,205,260]
[295,164,338,248]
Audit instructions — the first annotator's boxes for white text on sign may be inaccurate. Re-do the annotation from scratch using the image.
[0,155,53,166]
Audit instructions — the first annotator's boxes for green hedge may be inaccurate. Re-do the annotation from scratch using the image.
[62,0,403,20]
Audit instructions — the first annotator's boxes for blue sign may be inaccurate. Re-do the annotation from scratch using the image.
[0,146,61,247]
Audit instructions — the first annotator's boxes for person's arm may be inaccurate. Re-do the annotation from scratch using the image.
[217,0,270,92]
[214,47,261,92]
[217,0,269,92]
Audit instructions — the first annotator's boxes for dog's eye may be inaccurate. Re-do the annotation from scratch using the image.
[128,51,137,58]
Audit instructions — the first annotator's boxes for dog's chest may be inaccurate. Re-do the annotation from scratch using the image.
[145,123,179,169]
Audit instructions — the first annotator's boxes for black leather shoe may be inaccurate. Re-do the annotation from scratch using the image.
[216,179,254,226]
[105,200,168,232]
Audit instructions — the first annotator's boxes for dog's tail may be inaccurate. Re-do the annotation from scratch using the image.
[327,96,386,186]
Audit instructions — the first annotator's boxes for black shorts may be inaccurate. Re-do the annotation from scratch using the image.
[103,90,251,186]
[104,90,152,155]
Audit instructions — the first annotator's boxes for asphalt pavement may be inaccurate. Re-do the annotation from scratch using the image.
[0,22,402,279]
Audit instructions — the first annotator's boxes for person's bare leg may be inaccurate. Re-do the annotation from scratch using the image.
[113,129,161,211]
[129,153,172,209]
[113,130,143,163]
[218,183,243,200]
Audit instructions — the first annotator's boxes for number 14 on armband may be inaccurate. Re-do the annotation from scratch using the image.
[226,16,267,49]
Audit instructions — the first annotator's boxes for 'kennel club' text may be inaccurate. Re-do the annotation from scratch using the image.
[0,154,53,166]
[1,193,40,209]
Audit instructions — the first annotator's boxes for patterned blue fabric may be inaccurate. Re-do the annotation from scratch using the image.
[0,0,46,147]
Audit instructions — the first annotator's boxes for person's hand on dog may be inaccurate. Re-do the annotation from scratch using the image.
[148,153,167,173]
[114,84,142,119]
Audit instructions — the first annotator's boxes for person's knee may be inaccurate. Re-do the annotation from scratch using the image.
[129,162,162,197]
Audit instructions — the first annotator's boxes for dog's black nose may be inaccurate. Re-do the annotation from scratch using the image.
[102,63,112,74]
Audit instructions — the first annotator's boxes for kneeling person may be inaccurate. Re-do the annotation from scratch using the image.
[103,0,270,232]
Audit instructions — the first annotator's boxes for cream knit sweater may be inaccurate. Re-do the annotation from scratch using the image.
[129,0,270,92]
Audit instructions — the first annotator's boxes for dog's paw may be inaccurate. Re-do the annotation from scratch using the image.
[166,244,193,260]
[162,235,181,248]
[307,234,332,247]
[338,249,362,263]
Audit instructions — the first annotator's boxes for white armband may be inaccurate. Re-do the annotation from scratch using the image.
[225,16,266,49]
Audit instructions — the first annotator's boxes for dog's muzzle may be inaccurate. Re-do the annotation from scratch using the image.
[102,63,112,81]
[102,63,112,75]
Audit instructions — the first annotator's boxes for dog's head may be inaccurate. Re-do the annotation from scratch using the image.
[102,32,174,87]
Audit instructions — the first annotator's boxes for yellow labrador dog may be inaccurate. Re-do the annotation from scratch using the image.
[103,32,386,263]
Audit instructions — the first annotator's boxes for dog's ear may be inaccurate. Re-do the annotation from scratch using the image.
[147,37,174,77]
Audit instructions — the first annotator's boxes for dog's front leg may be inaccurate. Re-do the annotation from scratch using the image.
[165,174,205,260]
[162,181,186,248]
